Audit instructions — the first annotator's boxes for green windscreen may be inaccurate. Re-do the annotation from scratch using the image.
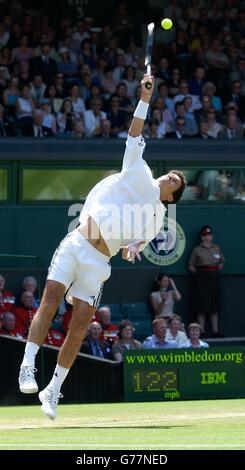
[22,168,118,201]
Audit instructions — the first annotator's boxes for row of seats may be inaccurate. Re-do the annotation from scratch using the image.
[101,302,152,342]
[103,302,150,321]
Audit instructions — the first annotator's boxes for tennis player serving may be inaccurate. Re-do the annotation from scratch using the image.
[18,74,186,420]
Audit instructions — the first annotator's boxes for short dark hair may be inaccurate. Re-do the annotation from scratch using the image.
[169,169,186,204]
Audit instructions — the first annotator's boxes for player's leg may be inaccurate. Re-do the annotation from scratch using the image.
[39,298,95,420]
[28,280,66,346]
[39,230,111,419]
[19,231,76,394]
[58,298,95,368]
[19,280,65,394]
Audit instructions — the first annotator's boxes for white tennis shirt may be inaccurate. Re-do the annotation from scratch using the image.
[79,135,166,257]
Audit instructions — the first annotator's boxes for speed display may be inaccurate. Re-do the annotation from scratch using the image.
[124,347,245,401]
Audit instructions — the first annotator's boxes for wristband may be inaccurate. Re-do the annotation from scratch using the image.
[133,100,149,119]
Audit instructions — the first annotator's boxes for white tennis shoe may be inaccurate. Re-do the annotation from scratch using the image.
[19,365,38,394]
[39,387,63,420]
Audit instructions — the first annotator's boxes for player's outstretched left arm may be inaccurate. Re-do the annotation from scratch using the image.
[128,74,154,138]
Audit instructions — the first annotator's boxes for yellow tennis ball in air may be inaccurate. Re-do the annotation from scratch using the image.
[161,18,173,30]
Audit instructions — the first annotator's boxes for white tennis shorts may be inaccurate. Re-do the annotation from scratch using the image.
[47,228,111,307]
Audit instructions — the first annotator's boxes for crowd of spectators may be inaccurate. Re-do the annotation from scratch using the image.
[0,0,244,139]
[0,272,210,361]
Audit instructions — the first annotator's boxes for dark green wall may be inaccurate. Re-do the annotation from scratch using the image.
[0,138,245,337]
[1,203,245,337]
[0,203,244,274]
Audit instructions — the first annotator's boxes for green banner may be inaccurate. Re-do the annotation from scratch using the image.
[124,347,245,402]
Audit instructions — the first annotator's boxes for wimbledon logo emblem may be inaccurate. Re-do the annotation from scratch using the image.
[143,219,186,266]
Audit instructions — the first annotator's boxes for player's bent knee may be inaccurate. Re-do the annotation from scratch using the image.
[43,280,66,306]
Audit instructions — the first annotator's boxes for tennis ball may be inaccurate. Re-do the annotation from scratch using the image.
[161,18,173,30]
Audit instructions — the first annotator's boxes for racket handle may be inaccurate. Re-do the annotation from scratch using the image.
[145,64,152,89]
[145,81,152,89]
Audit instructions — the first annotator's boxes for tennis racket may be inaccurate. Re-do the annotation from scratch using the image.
[144,22,155,89]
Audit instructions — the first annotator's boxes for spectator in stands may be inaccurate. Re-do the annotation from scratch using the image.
[0,311,23,338]
[0,103,16,136]
[166,314,188,347]
[29,75,46,106]
[79,38,96,70]
[111,320,141,361]
[188,225,225,337]
[83,97,107,136]
[57,99,75,135]
[224,81,245,121]
[166,117,189,139]
[156,58,170,82]
[124,40,140,68]
[184,323,209,348]
[0,65,9,95]
[182,97,198,135]
[230,58,245,89]
[57,47,78,85]
[101,66,118,99]
[151,98,173,126]
[81,321,111,359]
[205,108,223,139]
[156,81,174,114]
[173,81,202,112]
[107,96,127,136]
[0,21,10,49]
[205,38,230,87]
[44,84,63,114]
[15,291,37,338]
[15,84,35,133]
[142,318,177,349]
[194,94,212,123]
[69,85,85,119]
[194,120,214,139]
[30,42,57,84]
[72,119,85,139]
[112,54,125,83]
[117,115,131,138]
[188,66,206,96]
[150,273,181,321]
[218,114,244,140]
[0,274,15,313]
[144,117,166,139]
[96,119,114,138]
[11,35,34,65]
[201,82,222,111]
[22,109,53,137]
[122,66,139,100]
[167,68,181,98]
[54,73,68,99]
[17,60,31,88]
[113,82,133,115]
[22,276,39,308]
[40,99,57,134]
[171,101,196,136]
[2,77,19,116]
[97,306,118,346]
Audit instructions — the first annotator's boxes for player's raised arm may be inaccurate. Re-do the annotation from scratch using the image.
[122,75,154,171]
[128,74,154,137]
